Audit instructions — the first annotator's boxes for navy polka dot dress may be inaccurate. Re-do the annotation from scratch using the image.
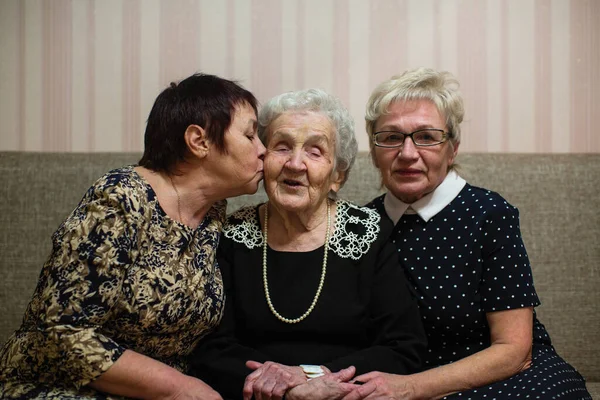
[368,184,591,399]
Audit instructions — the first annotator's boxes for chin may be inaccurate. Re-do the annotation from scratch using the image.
[271,197,310,212]
[244,183,261,195]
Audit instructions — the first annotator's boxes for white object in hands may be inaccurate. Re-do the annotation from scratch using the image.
[300,364,325,380]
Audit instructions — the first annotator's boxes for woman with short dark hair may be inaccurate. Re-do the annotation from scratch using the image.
[0,73,265,399]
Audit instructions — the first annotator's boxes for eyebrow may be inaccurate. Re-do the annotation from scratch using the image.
[246,118,258,130]
[378,124,438,132]
[270,130,331,146]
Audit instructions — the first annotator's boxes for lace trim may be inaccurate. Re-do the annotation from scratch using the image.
[223,206,264,248]
[223,200,381,260]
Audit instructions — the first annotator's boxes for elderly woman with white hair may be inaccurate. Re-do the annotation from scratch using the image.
[343,68,592,399]
[190,88,427,400]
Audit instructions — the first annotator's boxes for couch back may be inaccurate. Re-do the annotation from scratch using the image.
[0,152,598,381]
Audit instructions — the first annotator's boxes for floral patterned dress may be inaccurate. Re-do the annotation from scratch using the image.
[0,166,225,399]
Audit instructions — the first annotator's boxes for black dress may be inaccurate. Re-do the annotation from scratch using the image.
[368,184,591,399]
[191,200,427,400]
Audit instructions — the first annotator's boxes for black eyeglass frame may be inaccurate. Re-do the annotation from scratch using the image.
[372,128,449,148]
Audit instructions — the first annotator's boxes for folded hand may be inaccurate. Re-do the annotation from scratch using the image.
[286,366,359,400]
[243,360,306,400]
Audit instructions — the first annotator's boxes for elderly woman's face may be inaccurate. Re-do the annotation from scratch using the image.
[373,99,458,203]
[263,111,342,213]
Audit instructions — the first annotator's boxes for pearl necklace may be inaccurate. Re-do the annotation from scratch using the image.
[262,201,331,324]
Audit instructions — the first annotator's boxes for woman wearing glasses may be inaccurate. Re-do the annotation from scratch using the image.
[345,68,591,399]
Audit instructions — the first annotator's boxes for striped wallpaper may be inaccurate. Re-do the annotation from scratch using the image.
[0,0,598,153]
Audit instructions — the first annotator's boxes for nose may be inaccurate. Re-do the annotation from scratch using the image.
[285,149,307,171]
[397,136,419,160]
[257,138,266,160]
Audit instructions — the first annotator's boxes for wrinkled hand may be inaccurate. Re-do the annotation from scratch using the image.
[243,360,306,400]
[285,366,358,400]
[341,372,416,400]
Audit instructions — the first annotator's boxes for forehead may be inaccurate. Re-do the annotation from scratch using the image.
[270,111,334,136]
[232,101,257,122]
[377,99,445,129]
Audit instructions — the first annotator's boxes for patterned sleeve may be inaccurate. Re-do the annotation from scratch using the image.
[479,198,540,312]
[11,177,138,388]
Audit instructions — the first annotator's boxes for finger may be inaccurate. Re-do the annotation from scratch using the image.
[254,377,276,400]
[261,378,279,400]
[246,360,264,371]
[253,364,280,400]
[272,380,289,400]
[341,381,378,400]
[331,366,356,383]
[243,369,263,400]
[351,371,379,383]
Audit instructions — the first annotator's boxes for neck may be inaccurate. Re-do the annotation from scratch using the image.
[168,171,218,228]
[264,200,332,251]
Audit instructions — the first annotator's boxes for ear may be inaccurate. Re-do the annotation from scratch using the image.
[447,141,459,167]
[184,125,210,159]
[371,149,380,169]
[330,170,345,193]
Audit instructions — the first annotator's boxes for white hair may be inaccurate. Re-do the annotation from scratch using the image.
[258,88,358,188]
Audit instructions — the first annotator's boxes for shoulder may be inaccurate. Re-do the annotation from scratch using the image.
[222,204,263,249]
[67,166,143,212]
[55,166,143,240]
[330,200,388,260]
[458,184,517,211]
[364,194,386,213]
[88,166,145,201]
[455,184,520,225]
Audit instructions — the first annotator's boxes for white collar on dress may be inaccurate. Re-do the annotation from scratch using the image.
[223,200,381,260]
[383,170,466,224]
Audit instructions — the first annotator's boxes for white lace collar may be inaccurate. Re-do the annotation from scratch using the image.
[223,200,381,260]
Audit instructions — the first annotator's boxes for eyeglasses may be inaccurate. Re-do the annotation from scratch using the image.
[373,129,448,148]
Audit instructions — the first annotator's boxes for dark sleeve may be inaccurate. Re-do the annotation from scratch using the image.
[189,237,270,399]
[480,201,540,312]
[324,236,427,375]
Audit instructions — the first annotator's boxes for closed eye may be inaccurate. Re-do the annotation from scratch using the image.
[272,144,291,153]
[307,146,323,157]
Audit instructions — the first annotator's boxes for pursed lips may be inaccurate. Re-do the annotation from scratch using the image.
[394,168,422,174]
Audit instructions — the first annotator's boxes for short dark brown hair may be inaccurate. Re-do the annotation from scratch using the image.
[139,73,258,174]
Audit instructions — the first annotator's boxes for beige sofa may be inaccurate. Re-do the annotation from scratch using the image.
[0,151,598,397]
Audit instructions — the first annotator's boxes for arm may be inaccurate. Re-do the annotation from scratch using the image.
[22,180,217,398]
[411,307,533,399]
[405,202,536,398]
[89,350,222,400]
[346,307,533,400]
[347,203,538,399]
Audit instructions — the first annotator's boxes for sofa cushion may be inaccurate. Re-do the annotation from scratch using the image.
[0,151,598,389]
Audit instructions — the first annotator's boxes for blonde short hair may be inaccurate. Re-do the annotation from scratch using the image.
[365,67,464,150]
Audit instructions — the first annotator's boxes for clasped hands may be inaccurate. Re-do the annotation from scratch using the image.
[243,360,414,400]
